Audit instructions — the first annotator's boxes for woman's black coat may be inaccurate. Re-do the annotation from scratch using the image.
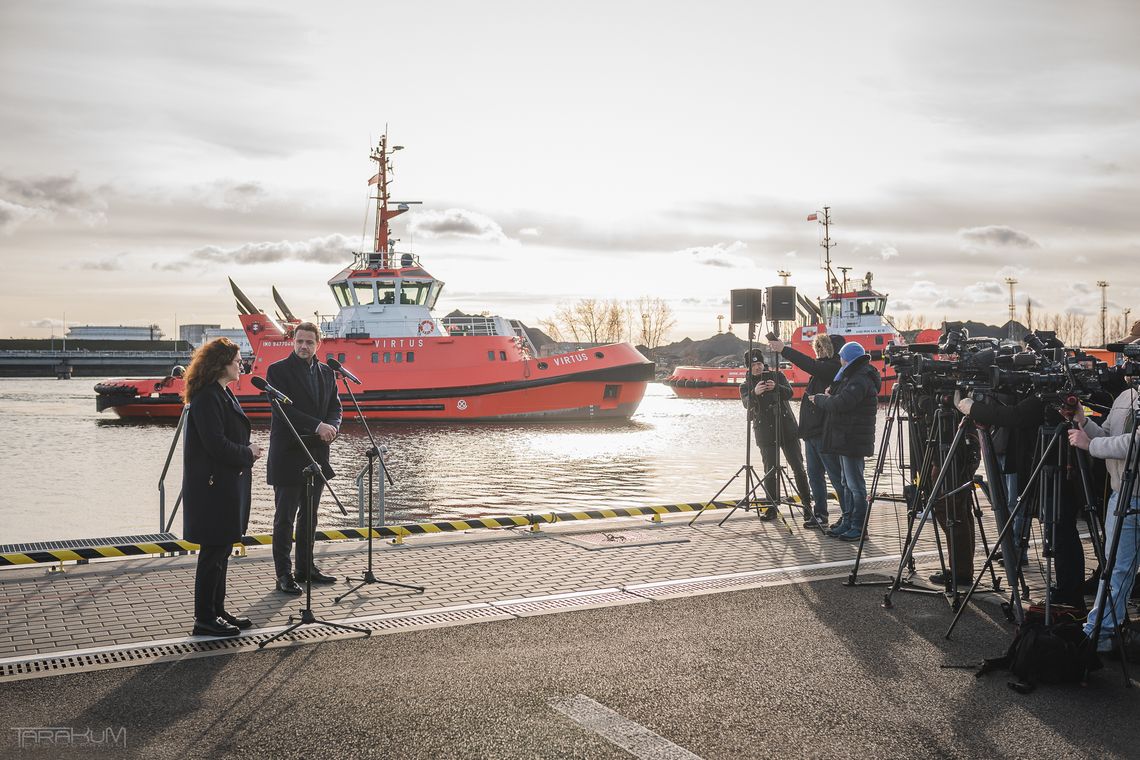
[740,370,799,446]
[779,346,840,439]
[183,382,254,545]
[813,355,881,458]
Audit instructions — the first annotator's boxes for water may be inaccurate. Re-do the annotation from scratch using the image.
[0,379,900,544]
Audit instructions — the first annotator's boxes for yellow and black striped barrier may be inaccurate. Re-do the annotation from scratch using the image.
[0,501,734,567]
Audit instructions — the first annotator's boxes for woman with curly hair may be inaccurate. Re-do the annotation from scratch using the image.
[182,338,262,637]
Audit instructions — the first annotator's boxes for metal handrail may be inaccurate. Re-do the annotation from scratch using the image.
[353,457,388,528]
[158,405,189,532]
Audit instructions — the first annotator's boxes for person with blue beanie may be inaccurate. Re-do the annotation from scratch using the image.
[811,341,881,540]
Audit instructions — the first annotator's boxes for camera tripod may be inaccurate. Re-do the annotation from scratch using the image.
[847,383,1003,608]
[872,390,1005,611]
[689,322,801,531]
[946,406,1110,639]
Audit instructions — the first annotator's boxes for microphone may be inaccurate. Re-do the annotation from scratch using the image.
[250,376,293,405]
[327,357,362,385]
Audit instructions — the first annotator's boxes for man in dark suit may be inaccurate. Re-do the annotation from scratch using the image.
[267,322,342,594]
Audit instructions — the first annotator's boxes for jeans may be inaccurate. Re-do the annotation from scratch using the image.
[839,456,868,532]
[804,437,845,522]
[1084,491,1140,644]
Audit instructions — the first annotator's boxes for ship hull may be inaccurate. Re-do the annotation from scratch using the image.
[96,353,654,422]
[662,366,746,400]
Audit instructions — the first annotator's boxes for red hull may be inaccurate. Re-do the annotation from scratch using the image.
[97,327,654,421]
[662,367,746,400]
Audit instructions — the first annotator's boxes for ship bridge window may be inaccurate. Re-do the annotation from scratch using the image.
[821,301,841,320]
[353,282,376,306]
[428,281,443,309]
[376,281,396,305]
[400,281,431,306]
[858,298,886,316]
[331,283,352,308]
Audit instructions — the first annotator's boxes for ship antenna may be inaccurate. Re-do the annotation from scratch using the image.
[368,126,420,268]
[819,206,839,293]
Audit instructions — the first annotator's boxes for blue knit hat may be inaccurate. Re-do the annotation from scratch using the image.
[834,342,866,381]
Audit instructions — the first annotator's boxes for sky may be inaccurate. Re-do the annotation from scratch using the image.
[1,0,1138,343]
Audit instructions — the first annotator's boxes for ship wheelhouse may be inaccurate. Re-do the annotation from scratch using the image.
[322,250,447,339]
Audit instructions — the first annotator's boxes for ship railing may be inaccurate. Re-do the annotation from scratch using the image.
[351,250,421,270]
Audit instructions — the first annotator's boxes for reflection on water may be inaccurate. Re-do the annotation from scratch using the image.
[0,379,887,543]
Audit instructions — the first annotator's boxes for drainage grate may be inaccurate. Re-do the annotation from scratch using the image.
[0,533,179,553]
[0,606,513,682]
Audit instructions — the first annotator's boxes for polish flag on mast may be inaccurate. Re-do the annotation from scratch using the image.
[806,213,818,221]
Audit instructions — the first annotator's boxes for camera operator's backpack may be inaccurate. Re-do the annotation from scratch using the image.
[976,621,1099,693]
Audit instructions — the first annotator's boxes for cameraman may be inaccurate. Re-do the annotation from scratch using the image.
[811,342,881,541]
[767,333,848,530]
[1069,358,1140,653]
[740,350,812,521]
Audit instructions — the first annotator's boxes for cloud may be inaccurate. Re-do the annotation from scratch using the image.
[20,318,74,329]
[676,240,751,268]
[963,280,1006,303]
[958,225,1040,248]
[517,227,541,237]
[408,209,509,243]
[157,233,356,270]
[891,300,915,312]
[197,180,267,213]
[1069,281,1096,295]
[0,173,106,232]
[879,246,899,260]
[79,257,125,271]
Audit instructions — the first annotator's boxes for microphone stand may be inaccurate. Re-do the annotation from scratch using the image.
[259,394,369,647]
[332,369,424,602]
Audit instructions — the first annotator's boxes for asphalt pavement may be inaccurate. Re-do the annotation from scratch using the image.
[1,575,1136,760]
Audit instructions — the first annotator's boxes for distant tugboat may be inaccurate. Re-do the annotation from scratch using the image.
[662,207,900,400]
[95,132,654,420]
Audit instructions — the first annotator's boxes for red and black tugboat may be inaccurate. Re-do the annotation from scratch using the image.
[662,207,901,400]
[95,132,654,421]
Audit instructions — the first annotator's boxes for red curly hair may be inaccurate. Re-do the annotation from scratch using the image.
[182,338,240,403]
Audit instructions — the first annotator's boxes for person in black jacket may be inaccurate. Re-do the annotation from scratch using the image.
[267,322,343,594]
[182,338,262,637]
[768,333,847,529]
[740,351,812,520]
[811,342,881,541]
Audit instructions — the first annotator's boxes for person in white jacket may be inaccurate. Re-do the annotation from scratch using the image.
[1069,379,1140,652]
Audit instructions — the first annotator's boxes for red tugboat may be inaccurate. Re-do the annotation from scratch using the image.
[95,133,654,421]
[661,208,900,400]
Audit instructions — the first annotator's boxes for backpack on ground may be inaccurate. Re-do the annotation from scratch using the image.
[976,621,1100,693]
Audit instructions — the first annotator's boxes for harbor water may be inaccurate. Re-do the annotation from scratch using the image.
[0,379,896,543]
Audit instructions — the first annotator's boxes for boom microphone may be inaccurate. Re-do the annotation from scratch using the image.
[250,376,293,405]
[326,357,362,385]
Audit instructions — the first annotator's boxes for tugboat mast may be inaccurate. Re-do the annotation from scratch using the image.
[368,129,419,267]
[819,206,839,294]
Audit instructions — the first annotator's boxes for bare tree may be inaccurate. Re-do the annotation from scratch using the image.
[540,299,628,344]
[632,296,677,349]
